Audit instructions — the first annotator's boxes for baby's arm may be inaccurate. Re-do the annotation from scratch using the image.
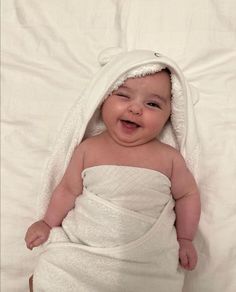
[25,144,85,250]
[170,152,201,270]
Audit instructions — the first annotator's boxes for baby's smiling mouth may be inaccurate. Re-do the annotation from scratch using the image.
[120,119,141,128]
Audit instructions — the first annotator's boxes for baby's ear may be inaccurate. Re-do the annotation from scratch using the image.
[98,47,125,66]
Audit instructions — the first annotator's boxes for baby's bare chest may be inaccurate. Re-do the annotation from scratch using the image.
[84,142,173,178]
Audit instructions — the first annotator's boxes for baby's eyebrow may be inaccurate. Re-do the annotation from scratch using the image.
[117,84,130,90]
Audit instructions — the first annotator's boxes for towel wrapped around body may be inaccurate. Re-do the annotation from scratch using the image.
[33,165,184,291]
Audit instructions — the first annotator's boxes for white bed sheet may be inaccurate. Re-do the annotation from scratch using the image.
[2,1,236,291]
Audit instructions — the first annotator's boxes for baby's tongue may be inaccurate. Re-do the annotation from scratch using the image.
[122,120,138,128]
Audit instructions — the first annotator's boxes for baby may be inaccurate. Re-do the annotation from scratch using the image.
[25,68,200,272]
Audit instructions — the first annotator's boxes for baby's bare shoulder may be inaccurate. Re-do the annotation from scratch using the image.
[157,142,188,172]
[157,141,181,158]
[78,134,103,150]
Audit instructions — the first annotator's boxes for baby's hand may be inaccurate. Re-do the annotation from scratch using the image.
[178,238,198,270]
[25,220,51,250]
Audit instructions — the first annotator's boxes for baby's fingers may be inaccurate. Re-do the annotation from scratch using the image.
[25,231,44,249]
[25,232,35,249]
[179,250,197,270]
[179,250,188,269]
[25,235,39,250]
[29,236,46,250]
[187,251,198,270]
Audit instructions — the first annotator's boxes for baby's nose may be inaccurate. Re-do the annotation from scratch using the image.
[128,103,143,115]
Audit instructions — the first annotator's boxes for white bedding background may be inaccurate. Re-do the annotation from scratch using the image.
[2,1,236,291]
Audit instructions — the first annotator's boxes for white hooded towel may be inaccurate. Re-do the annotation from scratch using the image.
[34,49,200,292]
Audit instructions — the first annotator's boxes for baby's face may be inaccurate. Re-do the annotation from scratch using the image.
[101,70,171,147]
